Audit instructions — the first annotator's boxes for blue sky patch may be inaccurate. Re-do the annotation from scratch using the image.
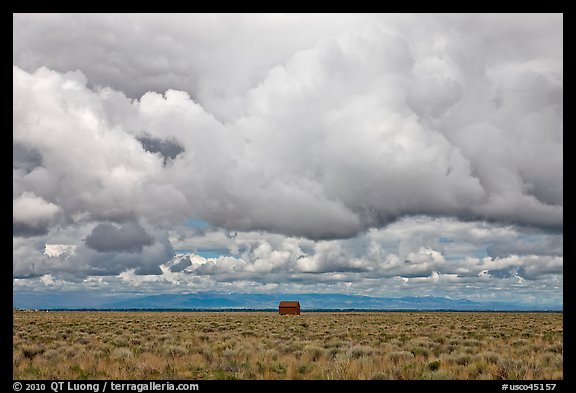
[185,219,211,229]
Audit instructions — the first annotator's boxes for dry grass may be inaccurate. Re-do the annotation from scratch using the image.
[13,311,563,380]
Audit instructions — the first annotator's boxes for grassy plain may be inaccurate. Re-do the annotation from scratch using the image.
[13,311,562,380]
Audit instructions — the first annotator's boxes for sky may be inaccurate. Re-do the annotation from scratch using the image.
[13,13,563,307]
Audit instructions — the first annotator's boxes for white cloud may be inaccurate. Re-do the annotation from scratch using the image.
[114,218,563,295]
[44,244,76,257]
[40,274,56,287]
[13,191,61,233]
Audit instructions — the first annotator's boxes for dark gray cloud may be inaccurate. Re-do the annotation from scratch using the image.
[13,222,174,278]
[136,134,184,165]
[13,192,61,237]
[81,237,171,276]
[85,221,153,253]
[13,222,49,237]
[169,256,192,272]
[487,234,563,258]
[487,268,516,279]
[13,142,42,173]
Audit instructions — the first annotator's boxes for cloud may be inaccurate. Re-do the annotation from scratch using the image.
[12,14,562,303]
[13,192,61,236]
[136,134,184,166]
[79,235,173,276]
[487,234,563,258]
[14,221,174,278]
[44,244,76,257]
[13,142,43,173]
[13,14,381,120]
[67,241,561,305]
[147,217,563,291]
[169,256,192,272]
[13,17,562,238]
[85,221,153,253]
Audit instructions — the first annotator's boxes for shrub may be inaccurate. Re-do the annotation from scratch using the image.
[387,351,415,363]
[12,310,564,380]
[22,344,44,359]
[410,346,431,358]
[212,369,237,380]
[348,345,373,359]
[163,345,187,357]
[546,343,563,354]
[304,345,324,361]
[480,351,501,365]
[455,354,471,366]
[426,360,441,371]
[111,347,133,360]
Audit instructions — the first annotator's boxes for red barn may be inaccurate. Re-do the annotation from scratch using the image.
[279,301,300,315]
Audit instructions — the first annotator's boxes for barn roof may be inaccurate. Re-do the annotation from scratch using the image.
[279,301,300,307]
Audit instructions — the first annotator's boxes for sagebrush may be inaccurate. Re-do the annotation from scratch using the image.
[13,311,563,380]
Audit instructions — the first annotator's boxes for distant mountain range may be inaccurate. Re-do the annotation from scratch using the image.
[13,291,562,311]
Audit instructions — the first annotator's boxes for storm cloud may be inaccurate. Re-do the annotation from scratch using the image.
[13,192,61,237]
[13,14,562,305]
[85,221,153,253]
[13,142,42,173]
[136,134,184,165]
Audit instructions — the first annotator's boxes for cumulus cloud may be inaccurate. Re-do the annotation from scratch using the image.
[13,21,562,237]
[44,244,76,257]
[136,134,184,166]
[12,14,562,303]
[13,191,61,236]
[157,217,563,292]
[14,221,174,278]
[78,223,561,304]
[85,221,153,253]
[13,13,381,120]
[13,142,42,173]
[169,256,192,273]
